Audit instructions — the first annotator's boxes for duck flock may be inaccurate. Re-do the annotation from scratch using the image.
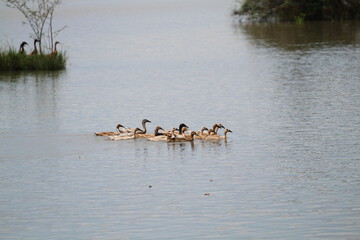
[94,119,232,142]
[18,39,60,56]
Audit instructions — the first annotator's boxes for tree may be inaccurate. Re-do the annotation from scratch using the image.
[4,0,66,53]
[233,0,360,22]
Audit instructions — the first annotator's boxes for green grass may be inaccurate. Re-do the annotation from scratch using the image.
[0,48,67,71]
[294,13,306,24]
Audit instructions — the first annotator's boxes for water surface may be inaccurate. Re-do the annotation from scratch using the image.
[1,1,360,239]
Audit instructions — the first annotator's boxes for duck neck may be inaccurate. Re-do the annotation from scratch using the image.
[213,125,220,134]
[142,121,147,134]
[134,128,141,135]
[155,128,164,136]
[180,127,187,135]
[171,128,177,138]
[154,128,160,136]
[201,128,207,135]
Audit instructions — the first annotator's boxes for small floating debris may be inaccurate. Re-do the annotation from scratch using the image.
[204,193,210,196]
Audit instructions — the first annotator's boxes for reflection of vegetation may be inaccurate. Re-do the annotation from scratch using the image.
[233,0,360,22]
[0,67,65,81]
[236,21,359,50]
[0,48,66,71]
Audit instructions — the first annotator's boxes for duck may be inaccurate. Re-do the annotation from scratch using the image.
[168,131,199,142]
[174,126,189,138]
[49,41,60,56]
[205,129,232,140]
[108,128,143,140]
[18,41,28,54]
[148,128,177,141]
[123,119,151,134]
[30,39,40,55]
[161,125,180,135]
[206,123,225,135]
[137,126,164,138]
[94,124,126,136]
[194,127,209,139]
[178,123,188,134]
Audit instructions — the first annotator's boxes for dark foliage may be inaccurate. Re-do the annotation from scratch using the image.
[0,48,66,71]
[233,0,360,22]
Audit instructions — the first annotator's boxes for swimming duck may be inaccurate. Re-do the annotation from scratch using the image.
[207,123,225,135]
[168,131,198,142]
[205,129,232,140]
[123,119,151,134]
[194,127,209,139]
[178,123,188,134]
[94,124,125,136]
[108,128,143,140]
[148,128,177,141]
[137,126,164,138]
[175,126,189,138]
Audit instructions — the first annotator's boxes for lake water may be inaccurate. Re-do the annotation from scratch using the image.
[1,0,360,239]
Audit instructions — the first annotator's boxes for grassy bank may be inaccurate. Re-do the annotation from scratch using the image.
[0,48,67,71]
[233,0,360,22]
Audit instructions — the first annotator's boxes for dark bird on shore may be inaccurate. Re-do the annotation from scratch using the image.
[50,41,60,56]
[18,41,28,54]
[30,39,40,55]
